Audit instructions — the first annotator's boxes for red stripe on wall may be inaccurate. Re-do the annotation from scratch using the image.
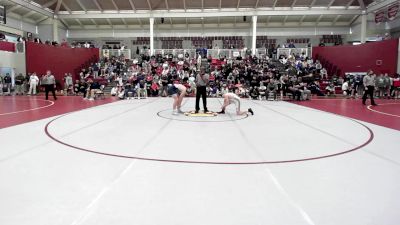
[25,42,99,82]
[312,39,398,76]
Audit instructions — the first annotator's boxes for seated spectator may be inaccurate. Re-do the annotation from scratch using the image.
[136,79,147,99]
[325,83,336,96]
[266,79,278,100]
[341,79,352,98]
[308,81,325,96]
[124,83,136,99]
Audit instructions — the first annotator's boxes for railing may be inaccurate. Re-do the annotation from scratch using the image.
[277,48,309,58]
[101,49,131,59]
[107,48,275,59]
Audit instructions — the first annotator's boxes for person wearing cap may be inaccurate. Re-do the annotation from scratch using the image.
[217,92,254,116]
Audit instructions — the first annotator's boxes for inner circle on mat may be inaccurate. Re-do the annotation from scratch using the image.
[45,100,373,164]
[0,98,54,116]
[157,109,248,122]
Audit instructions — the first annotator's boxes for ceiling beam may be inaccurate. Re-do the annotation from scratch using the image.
[291,0,298,8]
[75,18,83,27]
[183,0,186,11]
[75,0,87,12]
[58,8,362,19]
[309,0,317,8]
[59,18,69,27]
[165,0,169,10]
[237,0,241,9]
[23,11,36,18]
[349,14,359,25]
[367,0,398,13]
[316,14,323,25]
[128,0,136,11]
[121,18,127,25]
[255,0,259,8]
[332,14,341,25]
[43,0,58,8]
[62,2,72,13]
[93,0,103,11]
[111,0,119,11]
[7,0,53,17]
[55,0,63,14]
[272,0,279,9]
[283,15,288,25]
[147,0,152,10]
[37,15,51,24]
[90,18,97,25]
[346,0,355,9]
[299,14,306,25]
[357,0,365,9]
[106,18,113,26]
[327,0,336,8]
[6,5,21,13]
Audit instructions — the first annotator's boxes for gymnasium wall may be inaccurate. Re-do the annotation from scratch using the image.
[26,42,99,82]
[0,51,26,76]
[312,39,399,76]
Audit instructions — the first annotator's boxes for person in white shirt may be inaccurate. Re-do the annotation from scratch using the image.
[217,92,254,116]
[28,73,39,95]
[342,80,350,97]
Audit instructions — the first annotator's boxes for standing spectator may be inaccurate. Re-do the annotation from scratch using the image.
[64,73,74,95]
[0,75,3,95]
[375,73,385,98]
[28,73,39,95]
[43,70,57,100]
[383,73,391,99]
[195,69,209,113]
[3,73,12,95]
[362,70,377,106]
[14,73,25,95]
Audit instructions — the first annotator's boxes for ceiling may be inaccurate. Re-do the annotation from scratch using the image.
[0,0,385,29]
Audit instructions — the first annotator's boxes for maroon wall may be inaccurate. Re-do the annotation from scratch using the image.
[26,42,99,82]
[0,41,16,52]
[312,39,398,76]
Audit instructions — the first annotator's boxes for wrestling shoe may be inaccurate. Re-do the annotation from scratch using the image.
[217,110,225,114]
[177,109,184,114]
[248,108,254,115]
[172,110,178,115]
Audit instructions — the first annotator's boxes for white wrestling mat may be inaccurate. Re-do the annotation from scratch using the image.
[0,97,400,225]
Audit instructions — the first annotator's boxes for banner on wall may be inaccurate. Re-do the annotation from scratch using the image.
[375,10,386,24]
[388,3,399,20]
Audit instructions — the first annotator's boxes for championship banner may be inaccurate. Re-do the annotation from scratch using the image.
[388,3,399,21]
[375,10,386,24]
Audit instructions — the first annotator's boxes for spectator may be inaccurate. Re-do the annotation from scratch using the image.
[43,70,57,101]
[14,73,25,95]
[28,73,39,95]
[3,73,12,95]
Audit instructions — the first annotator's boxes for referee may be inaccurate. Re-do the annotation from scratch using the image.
[195,68,209,113]
[362,70,377,106]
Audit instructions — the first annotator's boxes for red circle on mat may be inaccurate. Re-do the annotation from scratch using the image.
[0,98,54,116]
[44,113,374,165]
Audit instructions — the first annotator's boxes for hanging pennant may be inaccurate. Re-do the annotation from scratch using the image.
[375,10,386,24]
[388,3,399,21]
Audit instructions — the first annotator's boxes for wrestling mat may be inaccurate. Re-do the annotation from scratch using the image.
[184,111,218,117]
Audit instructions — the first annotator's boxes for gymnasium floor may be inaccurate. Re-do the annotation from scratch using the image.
[0,96,399,225]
